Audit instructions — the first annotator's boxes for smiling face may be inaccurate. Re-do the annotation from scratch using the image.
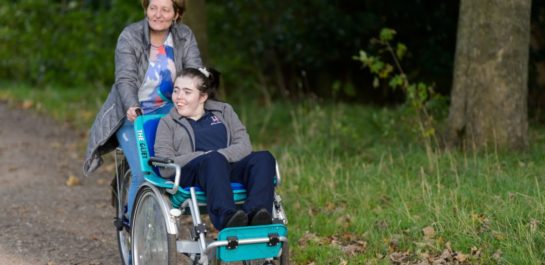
[146,0,178,34]
[172,76,208,120]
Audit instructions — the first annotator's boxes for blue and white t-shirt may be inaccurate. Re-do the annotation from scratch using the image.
[139,33,176,114]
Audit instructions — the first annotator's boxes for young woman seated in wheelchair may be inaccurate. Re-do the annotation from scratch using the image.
[154,67,275,230]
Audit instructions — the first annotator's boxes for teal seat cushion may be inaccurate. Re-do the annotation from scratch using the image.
[170,182,248,208]
[145,173,247,208]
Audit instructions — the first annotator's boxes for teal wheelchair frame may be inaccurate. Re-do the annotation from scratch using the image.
[112,113,289,265]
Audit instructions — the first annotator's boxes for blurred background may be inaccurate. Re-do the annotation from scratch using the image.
[2,0,545,115]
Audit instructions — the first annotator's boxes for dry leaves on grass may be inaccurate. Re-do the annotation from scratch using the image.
[408,242,494,265]
[389,251,410,263]
[389,225,497,264]
[298,231,368,256]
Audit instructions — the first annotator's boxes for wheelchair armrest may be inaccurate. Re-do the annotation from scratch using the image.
[148,156,174,165]
[148,156,181,195]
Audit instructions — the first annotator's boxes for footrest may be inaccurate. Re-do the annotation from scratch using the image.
[217,224,287,262]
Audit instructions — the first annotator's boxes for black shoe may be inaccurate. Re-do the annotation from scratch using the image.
[224,210,248,228]
[249,208,272,226]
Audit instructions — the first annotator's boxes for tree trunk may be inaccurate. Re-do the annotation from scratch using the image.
[446,0,531,150]
[183,0,210,65]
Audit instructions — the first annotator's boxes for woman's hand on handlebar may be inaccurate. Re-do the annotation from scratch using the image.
[127,107,141,122]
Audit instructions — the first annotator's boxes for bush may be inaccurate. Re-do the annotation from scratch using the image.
[0,0,140,87]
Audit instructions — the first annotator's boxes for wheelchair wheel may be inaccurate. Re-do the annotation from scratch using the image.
[279,242,289,265]
[132,186,177,265]
[113,160,131,265]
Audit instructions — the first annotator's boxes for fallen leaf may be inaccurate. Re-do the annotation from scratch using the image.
[388,234,403,253]
[325,202,336,211]
[341,233,357,242]
[66,174,81,187]
[335,214,352,229]
[341,240,367,256]
[422,226,435,239]
[298,231,320,247]
[454,252,467,262]
[470,246,481,257]
[389,251,409,263]
[437,248,452,261]
[21,100,33,110]
[492,249,502,261]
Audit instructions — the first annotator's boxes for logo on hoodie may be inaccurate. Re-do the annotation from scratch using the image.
[210,115,222,125]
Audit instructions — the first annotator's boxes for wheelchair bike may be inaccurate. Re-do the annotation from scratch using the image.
[111,113,289,265]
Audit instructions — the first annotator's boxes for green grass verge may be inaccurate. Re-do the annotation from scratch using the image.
[2,82,545,264]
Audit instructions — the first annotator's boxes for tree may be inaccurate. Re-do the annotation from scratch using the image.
[184,0,210,64]
[446,0,532,150]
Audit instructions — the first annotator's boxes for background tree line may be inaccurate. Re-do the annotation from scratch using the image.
[1,1,544,124]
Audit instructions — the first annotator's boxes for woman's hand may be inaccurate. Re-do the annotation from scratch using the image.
[126,107,141,122]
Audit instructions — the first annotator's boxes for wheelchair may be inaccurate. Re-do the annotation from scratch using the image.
[111,113,289,265]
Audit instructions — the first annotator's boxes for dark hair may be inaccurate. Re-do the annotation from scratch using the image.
[141,0,185,23]
[179,67,221,100]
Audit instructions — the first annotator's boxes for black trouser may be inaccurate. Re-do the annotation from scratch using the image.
[180,151,275,229]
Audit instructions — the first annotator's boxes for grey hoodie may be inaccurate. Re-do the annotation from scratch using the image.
[83,19,202,176]
[154,100,252,178]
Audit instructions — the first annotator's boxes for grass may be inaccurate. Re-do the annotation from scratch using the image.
[2,82,545,264]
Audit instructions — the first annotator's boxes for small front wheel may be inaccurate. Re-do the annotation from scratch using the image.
[132,186,177,265]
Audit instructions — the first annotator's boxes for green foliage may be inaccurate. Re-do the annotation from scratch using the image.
[206,1,458,100]
[0,0,140,87]
[354,28,447,144]
[207,0,384,98]
[0,0,459,102]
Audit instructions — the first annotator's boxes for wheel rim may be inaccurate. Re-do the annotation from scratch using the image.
[133,189,169,265]
[117,169,131,264]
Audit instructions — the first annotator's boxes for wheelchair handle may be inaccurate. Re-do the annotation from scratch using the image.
[135,108,143,116]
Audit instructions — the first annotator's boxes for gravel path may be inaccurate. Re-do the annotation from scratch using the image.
[0,102,120,265]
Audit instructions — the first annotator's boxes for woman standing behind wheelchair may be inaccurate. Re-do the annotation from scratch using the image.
[83,0,202,222]
[154,67,275,230]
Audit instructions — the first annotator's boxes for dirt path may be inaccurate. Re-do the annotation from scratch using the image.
[0,102,120,265]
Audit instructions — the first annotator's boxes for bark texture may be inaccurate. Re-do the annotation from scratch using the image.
[184,0,210,64]
[447,0,532,150]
